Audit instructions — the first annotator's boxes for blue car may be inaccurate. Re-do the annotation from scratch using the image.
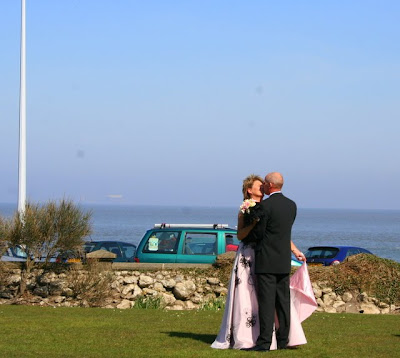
[1,245,28,262]
[305,245,373,266]
[1,245,57,263]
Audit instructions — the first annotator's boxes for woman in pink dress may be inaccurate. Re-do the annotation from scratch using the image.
[211,174,317,350]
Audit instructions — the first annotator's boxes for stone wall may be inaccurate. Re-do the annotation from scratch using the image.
[312,281,396,314]
[0,265,398,314]
[0,266,227,310]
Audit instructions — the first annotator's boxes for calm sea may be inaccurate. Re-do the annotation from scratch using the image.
[1,203,399,263]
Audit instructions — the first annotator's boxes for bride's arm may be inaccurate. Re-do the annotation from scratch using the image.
[291,241,306,261]
[237,211,258,240]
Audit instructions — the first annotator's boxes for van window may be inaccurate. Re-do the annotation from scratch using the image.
[143,231,179,253]
[225,233,239,252]
[183,232,217,255]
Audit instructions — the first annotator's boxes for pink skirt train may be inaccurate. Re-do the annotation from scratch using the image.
[211,243,317,350]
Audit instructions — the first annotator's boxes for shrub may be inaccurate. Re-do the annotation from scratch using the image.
[308,254,400,305]
[0,216,10,257]
[67,261,113,307]
[8,200,92,270]
[6,199,92,295]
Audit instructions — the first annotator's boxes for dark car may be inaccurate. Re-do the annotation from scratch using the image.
[85,241,137,262]
[57,241,137,263]
[305,245,373,266]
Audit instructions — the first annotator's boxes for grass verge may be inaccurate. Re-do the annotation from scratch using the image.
[0,305,398,358]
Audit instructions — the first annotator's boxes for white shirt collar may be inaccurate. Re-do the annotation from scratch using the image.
[269,191,282,196]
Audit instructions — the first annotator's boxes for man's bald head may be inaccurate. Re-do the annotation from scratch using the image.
[265,172,284,191]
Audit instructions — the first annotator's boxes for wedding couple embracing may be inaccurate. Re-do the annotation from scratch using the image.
[211,172,317,352]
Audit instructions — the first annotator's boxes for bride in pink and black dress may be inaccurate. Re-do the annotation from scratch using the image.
[211,174,317,350]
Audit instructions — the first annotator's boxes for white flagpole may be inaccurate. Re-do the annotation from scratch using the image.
[18,0,27,213]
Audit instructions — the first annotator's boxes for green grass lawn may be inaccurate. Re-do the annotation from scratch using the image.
[0,306,398,358]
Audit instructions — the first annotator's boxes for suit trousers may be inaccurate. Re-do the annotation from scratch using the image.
[255,273,291,349]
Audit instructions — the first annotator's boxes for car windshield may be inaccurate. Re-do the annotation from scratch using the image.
[83,242,96,253]
[13,246,28,258]
[305,247,339,259]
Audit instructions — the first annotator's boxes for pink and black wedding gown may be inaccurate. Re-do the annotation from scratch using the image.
[211,242,317,350]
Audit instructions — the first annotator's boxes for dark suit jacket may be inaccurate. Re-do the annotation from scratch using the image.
[254,193,297,274]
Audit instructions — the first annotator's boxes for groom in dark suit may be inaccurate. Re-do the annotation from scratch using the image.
[245,172,305,351]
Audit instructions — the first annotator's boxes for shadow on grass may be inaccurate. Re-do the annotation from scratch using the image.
[163,331,216,344]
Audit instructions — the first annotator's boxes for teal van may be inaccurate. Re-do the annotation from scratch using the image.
[134,224,239,264]
[134,223,303,266]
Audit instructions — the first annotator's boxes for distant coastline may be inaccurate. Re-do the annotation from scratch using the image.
[1,201,399,212]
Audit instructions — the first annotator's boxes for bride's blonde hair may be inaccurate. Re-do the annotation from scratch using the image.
[242,174,264,200]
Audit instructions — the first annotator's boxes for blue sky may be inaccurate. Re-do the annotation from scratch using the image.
[1,1,399,209]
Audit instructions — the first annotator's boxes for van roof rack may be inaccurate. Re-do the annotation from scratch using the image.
[154,223,229,229]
